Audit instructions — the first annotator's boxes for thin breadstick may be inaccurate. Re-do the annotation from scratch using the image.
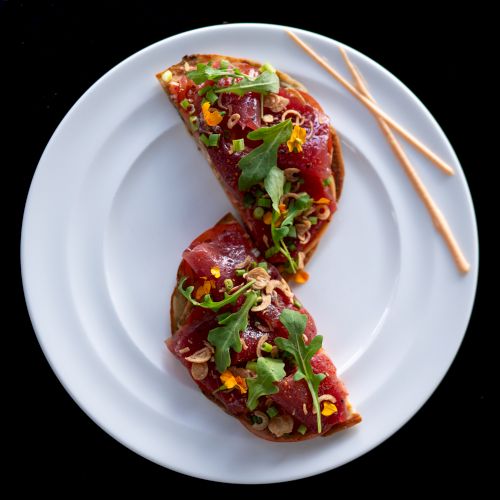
[287,31,455,176]
[339,46,469,273]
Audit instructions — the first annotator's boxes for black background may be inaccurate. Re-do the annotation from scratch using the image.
[4,1,490,493]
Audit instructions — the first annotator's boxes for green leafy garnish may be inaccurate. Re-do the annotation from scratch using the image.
[215,71,279,96]
[264,165,285,213]
[246,357,286,410]
[297,424,307,435]
[208,292,258,373]
[275,309,326,433]
[238,120,292,190]
[281,194,313,226]
[178,276,254,312]
[188,62,278,96]
[187,62,236,84]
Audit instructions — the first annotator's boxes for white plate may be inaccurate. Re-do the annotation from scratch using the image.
[22,24,478,483]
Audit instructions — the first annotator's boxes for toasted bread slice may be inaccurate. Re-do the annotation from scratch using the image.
[168,213,360,442]
[157,55,345,278]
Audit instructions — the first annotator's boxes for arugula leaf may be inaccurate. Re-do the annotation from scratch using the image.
[281,194,313,227]
[246,357,286,410]
[215,71,279,96]
[178,277,255,312]
[275,309,326,433]
[208,292,258,373]
[264,166,285,213]
[187,62,235,84]
[238,120,292,190]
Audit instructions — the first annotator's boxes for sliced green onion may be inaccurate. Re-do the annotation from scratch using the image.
[189,116,199,131]
[288,243,297,252]
[235,269,246,277]
[250,414,262,425]
[198,85,212,96]
[323,177,333,186]
[243,192,255,208]
[297,178,305,185]
[232,138,245,152]
[253,207,265,220]
[208,133,220,147]
[219,60,229,70]
[266,406,279,418]
[199,134,209,146]
[261,342,273,353]
[224,279,233,291]
[259,62,276,74]
[287,226,297,239]
[297,424,307,435]
[206,88,218,105]
[257,198,272,208]
[257,262,268,270]
[309,216,318,225]
[284,181,292,194]
[265,246,280,258]
[180,98,190,109]
[293,298,302,308]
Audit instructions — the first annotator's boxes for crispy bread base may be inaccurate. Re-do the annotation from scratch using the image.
[157,55,345,276]
[169,213,361,442]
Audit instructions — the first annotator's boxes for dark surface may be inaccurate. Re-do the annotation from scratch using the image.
[5,1,489,492]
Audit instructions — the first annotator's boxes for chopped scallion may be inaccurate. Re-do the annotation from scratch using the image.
[309,216,318,225]
[180,98,190,109]
[259,62,276,74]
[323,177,333,186]
[284,181,292,194]
[257,197,272,208]
[199,134,209,146]
[265,246,280,258]
[253,207,265,220]
[224,279,233,291]
[189,116,199,131]
[206,88,218,105]
[297,424,307,435]
[261,342,273,353]
[235,269,246,277]
[232,138,245,152]
[293,298,302,308]
[208,133,220,147]
[266,406,279,418]
[257,262,268,270]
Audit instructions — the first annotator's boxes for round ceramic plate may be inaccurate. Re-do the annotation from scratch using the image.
[22,24,478,483]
